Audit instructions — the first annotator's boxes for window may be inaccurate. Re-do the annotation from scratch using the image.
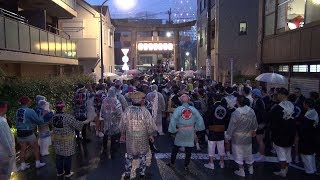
[140,56,153,64]
[293,65,308,72]
[264,0,276,36]
[123,41,130,47]
[279,65,289,72]
[239,22,247,35]
[200,0,206,12]
[199,38,203,47]
[265,0,320,36]
[199,29,203,47]
[310,64,320,72]
[211,0,216,7]
[306,0,320,24]
[276,0,305,32]
[109,29,113,47]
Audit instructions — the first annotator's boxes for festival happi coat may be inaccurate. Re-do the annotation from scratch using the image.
[52,113,84,156]
[169,103,205,147]
[226,106,258,145]
[100,87,123,136]
[119,105,157,156]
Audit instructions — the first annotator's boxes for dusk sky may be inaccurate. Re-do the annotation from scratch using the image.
[86,0,171,19]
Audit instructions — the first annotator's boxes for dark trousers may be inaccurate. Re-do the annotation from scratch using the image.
[56,155,72,175]
[75,117,87,139]
[102,133,120,154]
[162,116,168,133]
[171,145,193,167]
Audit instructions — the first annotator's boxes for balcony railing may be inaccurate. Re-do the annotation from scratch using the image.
[0,13,76,59]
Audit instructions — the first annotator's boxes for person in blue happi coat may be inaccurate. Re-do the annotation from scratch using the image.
[167,94,205,171]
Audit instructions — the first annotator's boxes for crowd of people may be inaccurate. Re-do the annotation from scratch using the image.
[1,73,320,179]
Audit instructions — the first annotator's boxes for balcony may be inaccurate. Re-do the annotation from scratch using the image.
[19,0,77,18]
[262,21,320,64]
[0,12,78,65]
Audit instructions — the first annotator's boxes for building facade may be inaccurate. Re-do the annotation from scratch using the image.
[59,0,115,78]
[112,18,195,71]
[197,0,259,82]
[260,0,320,95]
[0,0,78,77]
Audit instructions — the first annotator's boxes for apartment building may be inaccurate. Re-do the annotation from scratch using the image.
[0,0,78,77]
[59,0,115,77]
[197,0,259,82]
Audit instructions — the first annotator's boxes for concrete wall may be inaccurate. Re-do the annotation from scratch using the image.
[197,0,259,82]
[217,0,259,82]
[0,63,59,77]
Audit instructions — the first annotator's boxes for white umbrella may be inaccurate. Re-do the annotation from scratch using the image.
[119,75,133,81]
[255,73,288,85]
[104,72,118,77]
[195,69,206,75]
[184,70,195,74]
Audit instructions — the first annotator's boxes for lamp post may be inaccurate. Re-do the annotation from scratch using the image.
[100,0,109,81]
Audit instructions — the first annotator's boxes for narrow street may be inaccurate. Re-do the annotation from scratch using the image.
[11,130,319,180]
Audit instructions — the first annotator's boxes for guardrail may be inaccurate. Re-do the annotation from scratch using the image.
[0,14,76,59]
[0,8,28,23]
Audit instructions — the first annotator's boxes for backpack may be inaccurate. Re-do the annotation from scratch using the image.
[74,92,87,119]
[94,91,106,112]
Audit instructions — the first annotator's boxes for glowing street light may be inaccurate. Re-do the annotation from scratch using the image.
[186,52,190,56]
[166,32,172,37]
[115,0,137,11]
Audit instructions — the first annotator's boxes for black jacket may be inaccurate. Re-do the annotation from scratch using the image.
[253,98,266,125]
[206,102,228,141]
[270,104,296,147]
[298,115,318,155]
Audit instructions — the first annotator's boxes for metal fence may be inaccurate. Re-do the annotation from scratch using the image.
[0,10,76,59]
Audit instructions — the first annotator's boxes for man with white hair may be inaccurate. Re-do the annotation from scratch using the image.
[167,94,205,171]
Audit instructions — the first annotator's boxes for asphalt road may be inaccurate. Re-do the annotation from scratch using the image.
[11,130,320,180]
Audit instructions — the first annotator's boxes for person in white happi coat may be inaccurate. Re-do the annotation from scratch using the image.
[225,95,258,177]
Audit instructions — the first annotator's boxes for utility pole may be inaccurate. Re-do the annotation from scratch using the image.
[230,58,234,86]
[206,0,212,79]
[100,0,109,81]
[168,8,172,24]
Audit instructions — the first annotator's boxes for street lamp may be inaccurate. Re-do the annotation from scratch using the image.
[185,51,190,56]
[100,0,109,81]
[115,0,137,11]
[166,32,172,37]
